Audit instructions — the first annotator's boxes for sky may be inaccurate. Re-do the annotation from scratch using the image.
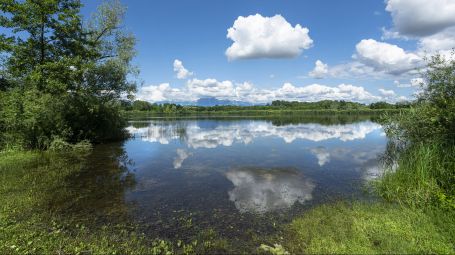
[81,0,453,104]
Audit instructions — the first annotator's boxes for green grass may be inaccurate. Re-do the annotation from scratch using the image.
[278,142,455,254]
[376,142,455,209]
[281,202,455,254]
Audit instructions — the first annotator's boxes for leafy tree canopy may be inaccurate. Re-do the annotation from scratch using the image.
[0,0,138,149]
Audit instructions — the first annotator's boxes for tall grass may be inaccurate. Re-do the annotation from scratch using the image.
[376,142,455,209]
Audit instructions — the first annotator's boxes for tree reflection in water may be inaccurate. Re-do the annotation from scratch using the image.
[44,143,136,224]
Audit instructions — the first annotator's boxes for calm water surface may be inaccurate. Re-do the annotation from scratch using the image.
[86,117,388,246]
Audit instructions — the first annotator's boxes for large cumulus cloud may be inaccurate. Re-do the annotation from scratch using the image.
[226,14,313,60]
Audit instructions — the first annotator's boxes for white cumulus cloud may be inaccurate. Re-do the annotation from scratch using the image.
[394,77,425,88]
[385,0,455,37]
[383,0,455,58]
[226,14,313,60]
[136,81,383,104]
[355,39,422,75]
[378,88,396,97]
[418,28,455,51]
[173,59,193,79]
[273,83,380,103]
[136,83,195,102]
[187,78,235,99]
[309,60,329,79]
[323,39,427,79]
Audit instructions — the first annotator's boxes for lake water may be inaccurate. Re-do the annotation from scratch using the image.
[83,116,388,248]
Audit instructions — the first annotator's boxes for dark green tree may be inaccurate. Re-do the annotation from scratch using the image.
[132,100,152,111]
[0,0,137,149]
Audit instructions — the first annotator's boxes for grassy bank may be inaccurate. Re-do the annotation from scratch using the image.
[0,150,230,254]
[279,202,454,254]
[275,141,455,254]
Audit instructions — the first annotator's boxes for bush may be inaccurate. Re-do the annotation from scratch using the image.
[49,138,93,154]
[380,52,455,209]
[384,53,455,143]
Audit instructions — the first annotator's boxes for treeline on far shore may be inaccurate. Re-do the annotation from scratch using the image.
[120,99,411,116]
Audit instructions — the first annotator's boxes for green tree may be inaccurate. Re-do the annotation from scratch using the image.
[132,100,152,111]
[0,0,137,149]
[385,52,455,143]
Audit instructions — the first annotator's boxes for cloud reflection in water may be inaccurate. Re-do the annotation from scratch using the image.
[127,121,381,149]
[173,149,191,169]
[310,147,331,166]
[225,167,315,214]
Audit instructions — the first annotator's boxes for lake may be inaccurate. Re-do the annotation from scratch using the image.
[83,116,388,249]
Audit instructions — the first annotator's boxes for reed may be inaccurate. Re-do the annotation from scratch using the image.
[376,142,455,209]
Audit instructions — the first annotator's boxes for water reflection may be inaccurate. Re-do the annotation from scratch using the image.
[226,167,315,214]
[127,120,382,149]
[124,117,387,221]
[47,143,136,222]
[173,148,191,169]
[310,147,331,166]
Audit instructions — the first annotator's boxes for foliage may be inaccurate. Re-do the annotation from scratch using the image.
[0,0,137,149]
[282,202,454,254]
[380,53,455,209]
[271,99,367,110]
[376,142,455,209]
[122,99,408,118]
[384,52,455,143]
[369,101,410,109]
[131,100,153,111]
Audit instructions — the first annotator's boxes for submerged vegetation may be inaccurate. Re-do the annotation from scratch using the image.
[0,149,234,254]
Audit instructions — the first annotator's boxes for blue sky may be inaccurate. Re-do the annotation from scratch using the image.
[77,1,455,103]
